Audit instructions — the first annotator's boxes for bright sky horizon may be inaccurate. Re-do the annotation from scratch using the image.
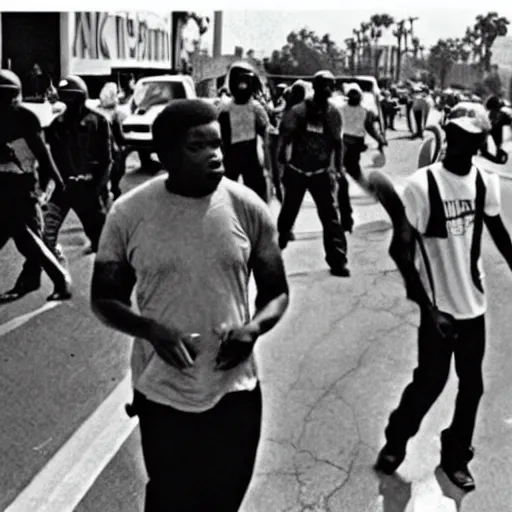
[194,8,512,58]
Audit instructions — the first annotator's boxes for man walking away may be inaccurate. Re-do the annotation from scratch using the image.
[411,86,433,139]
[218,62,271,202]
[91,99,289,511]
[277,70,350,277]
[12,75,112,296]
[338,82,387,232]
[373,102,512,492]
[0,69,71,302]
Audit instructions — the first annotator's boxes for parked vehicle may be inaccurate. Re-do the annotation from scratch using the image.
[120,74,197,152]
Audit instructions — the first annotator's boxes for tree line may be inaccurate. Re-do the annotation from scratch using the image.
[261,11,509,86]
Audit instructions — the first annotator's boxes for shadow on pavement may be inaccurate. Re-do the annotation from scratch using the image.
[376,472,412,512]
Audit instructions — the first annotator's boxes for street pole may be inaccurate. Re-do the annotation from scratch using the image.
[213,11,222,58]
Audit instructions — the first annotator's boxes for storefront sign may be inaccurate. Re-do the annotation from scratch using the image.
[67,12,172,75]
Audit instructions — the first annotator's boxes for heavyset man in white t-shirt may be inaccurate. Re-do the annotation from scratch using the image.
[90,99,289,511]
[373,102,512,492]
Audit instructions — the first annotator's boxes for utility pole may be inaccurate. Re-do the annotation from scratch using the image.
[213,11,222,58]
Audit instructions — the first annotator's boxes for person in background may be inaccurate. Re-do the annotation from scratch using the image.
[485,95,512,163]
[25,62,56,102]
[338,82,387,232]
[98,81,128,200]
[277,70,350,277]
[374,102,512,492]
[411,86,433,139]
[218,62,271,202]
[381,89,399,131]
[0,69,71,303]
[12,75,112,297]
[267,83,288,203]
[91,99,289,511]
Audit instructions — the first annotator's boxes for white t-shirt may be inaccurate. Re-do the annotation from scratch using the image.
[96,176,278,412]
[402,163,501,319]
[340,104,367,138]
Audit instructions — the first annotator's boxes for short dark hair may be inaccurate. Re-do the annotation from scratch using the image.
[152,99,219,161]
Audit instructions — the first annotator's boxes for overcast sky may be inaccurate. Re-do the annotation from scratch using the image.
[194,8,512,58]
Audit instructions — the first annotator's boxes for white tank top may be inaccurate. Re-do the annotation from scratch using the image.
[341,105,367,138]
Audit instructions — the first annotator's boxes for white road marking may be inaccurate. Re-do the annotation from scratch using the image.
[0,301,60,338]
[5,373,138,512]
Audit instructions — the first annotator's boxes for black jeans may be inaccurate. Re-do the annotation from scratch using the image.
[385,311,486,452]
[413,109,425,138]
[0,175,69,290]
[132,386,262,512]
[225,159,268,203]
[268,133,283,202]
[16,184,106,289]
[277,167,347,268]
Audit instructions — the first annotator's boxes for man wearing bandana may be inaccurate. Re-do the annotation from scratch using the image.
[218,62,271,202]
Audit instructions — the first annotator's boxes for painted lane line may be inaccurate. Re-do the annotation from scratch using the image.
[5,373,138,512]
[0,301,60,338]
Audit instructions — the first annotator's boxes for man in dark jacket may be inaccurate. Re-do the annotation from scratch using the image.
[13,75,112,294]
[0,69,71,302]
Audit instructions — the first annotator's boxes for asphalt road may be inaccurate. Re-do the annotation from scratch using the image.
[1,116,512,512]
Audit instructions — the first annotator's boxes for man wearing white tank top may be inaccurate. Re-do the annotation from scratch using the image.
[337,83,387,231]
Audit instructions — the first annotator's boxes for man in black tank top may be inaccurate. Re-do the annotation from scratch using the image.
[0,70,71,302]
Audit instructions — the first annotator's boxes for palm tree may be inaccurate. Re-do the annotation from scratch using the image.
[469,12,509,71]
[345,37,357,74]
[369,14,395,76]
[393,20,407,81]
[353,28,363,72]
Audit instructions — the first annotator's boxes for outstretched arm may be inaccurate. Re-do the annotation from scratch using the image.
[485,214,512,269]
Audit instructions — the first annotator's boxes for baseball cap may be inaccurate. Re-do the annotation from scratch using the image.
[446,102,492,134]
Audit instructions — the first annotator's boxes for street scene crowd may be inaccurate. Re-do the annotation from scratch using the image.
[2,9,512,512]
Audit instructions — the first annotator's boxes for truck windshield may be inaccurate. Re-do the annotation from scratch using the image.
[134,81,187,110]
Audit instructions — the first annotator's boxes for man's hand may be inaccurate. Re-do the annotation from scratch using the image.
[146,320,198,370]
[214,322,259,371]
[428,307,458,342]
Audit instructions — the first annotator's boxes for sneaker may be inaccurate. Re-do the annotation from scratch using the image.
[330,264,350,277]
[0,284,40,303]
[374,444,406,474]
[440,430,476,491]
[47,280,73,302]
[440,461,475,491]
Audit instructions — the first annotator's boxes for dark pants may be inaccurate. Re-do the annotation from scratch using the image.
[385,311,485,452]
[0,176,69,290]
[16,184,106,289]
[132,386,262,512]
[277,167,347,268]
[343,139,365,182]
[269,133,283,202]
[413,109,425,138]
[225,162,268,203]
[384,111,396,130]
[110,147,126,199]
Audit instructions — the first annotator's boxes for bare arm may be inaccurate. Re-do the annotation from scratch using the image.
[485,214,512,269]
[90,260,149,338]
[247,233,289,337]
[91,260,195,368]
[364,111,385,146]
